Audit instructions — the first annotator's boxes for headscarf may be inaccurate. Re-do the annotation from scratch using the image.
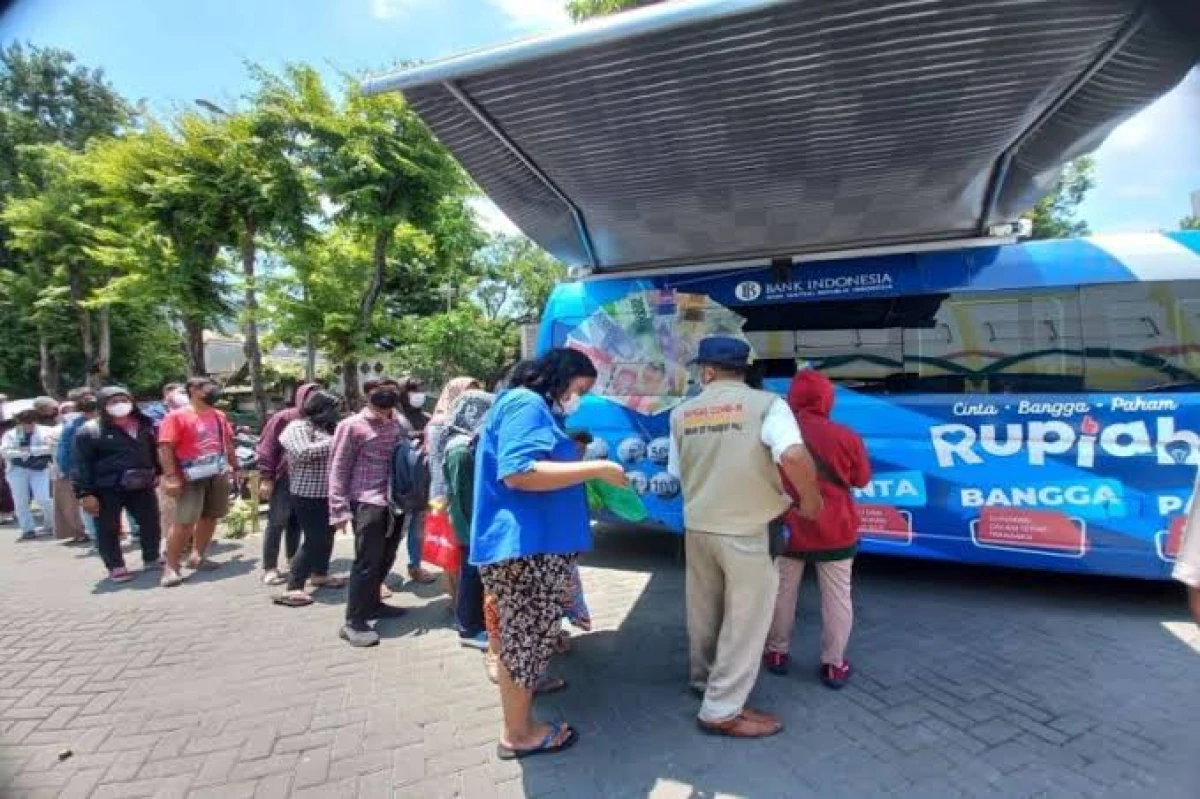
[431,377,481,426]
[426,377,483,502]
[446,390,495,441]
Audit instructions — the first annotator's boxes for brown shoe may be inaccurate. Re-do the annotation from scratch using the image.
[697,711,783,738]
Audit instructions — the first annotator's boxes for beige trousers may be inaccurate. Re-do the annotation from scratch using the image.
[53,477,84,540]
[686,529,778,724]
[766,557,853,665]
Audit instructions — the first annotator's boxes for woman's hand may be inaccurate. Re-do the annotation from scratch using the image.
[592,461,629,488]
[79,496,100,516]
[163,474,184,498]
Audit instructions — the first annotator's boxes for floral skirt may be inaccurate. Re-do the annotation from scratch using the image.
[480,553,575,689]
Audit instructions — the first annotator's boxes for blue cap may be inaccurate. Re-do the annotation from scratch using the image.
[692,336,752,369]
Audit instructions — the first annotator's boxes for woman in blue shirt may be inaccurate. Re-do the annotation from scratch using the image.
[472,349,626,760]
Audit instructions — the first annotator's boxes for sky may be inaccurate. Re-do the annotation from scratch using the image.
[1,0,1197,237]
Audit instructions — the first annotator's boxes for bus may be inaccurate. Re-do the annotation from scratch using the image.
[541,231,1200,580]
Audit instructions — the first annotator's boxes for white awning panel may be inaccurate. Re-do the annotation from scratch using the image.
[365,0,1200,272]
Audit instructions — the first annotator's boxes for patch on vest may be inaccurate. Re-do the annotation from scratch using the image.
[680,403,747,435]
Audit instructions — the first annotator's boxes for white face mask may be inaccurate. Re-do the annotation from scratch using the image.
[408,392,427,409]
[168,391,189,409]
[108,402,133,418]
[558,393,581,417]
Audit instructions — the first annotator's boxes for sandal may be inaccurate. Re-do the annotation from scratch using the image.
[407,566,437,585]
[311,576,347,590]
[262,570,287,586]
[485,652,500,684]
[272,591,314,608]
[533,675,568,696]
[379,583,394,599]
[496,722,578,761]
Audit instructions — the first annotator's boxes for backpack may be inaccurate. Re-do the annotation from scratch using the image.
[390,436,431,513]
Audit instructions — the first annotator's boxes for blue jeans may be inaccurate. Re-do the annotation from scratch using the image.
[7,466,51,535]
[405,509,425,568]
[456,553,485,638]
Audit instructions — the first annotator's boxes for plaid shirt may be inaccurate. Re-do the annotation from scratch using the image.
[278,420,334,499]
[328,407,408,524]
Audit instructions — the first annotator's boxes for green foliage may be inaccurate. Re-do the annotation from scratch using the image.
[474,234,567,323]
[386,306,518,389]
[566,0,660,22]
[1181,215,1200,231]
[1023,156,1095,240]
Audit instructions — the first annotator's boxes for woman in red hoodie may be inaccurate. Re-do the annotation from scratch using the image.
[764,370,871,689]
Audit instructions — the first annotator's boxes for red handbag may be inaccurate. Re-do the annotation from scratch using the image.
[421,511,461,572]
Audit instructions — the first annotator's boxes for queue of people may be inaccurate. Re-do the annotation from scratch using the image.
[7,336,1199,763]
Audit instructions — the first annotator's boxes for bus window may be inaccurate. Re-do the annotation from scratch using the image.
[1081,281,1200,391]
[919,289,1082,394]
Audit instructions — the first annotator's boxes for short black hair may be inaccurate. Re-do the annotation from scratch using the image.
[163,382,182,396]
[568,429,594,445]
[362,377,401,395]
[512,349,598,407]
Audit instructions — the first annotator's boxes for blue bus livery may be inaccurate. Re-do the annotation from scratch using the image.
[541,232,1200,580]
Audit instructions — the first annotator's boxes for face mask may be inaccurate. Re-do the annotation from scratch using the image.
[168,391,189,409]
[108,402,133,418]
[369,389,400,410]
[408,392,426,409]
[558,393,581,417]
[200,387,221,405]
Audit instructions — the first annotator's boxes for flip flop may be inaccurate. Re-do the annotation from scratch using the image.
[272,592,314,608]
[496,722,578,761]
[379,584,394,599]
[262,571,287,586]
[534,676,568,696]
[311,576,347,590]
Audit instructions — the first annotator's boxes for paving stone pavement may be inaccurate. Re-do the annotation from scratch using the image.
[1,522,1199,798]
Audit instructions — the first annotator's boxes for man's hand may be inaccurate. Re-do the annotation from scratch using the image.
[780,444,822,520]
[163,475,184,498]
[79,496,100,516]
[259,479,274,502]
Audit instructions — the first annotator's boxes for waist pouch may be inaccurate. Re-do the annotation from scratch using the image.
[120,468,156,491]
[14,455,51,471]
[182,453,226,482]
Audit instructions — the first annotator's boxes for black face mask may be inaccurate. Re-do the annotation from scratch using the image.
[369,389,400,410]
[200,387,221,405]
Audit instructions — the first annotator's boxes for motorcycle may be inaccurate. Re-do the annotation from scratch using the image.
[231,427,260,499]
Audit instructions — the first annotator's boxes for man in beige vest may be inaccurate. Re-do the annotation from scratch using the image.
[668,337,822,738]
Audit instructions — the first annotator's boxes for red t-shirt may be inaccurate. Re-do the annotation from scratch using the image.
[158,407,232,464]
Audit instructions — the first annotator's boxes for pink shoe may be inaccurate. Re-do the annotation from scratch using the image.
[109,567,134,584]
[763,652,789,675]
[820,660,852,690]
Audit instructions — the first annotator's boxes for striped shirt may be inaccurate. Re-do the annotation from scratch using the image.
[328,407,409,525]
[279,420,334,499]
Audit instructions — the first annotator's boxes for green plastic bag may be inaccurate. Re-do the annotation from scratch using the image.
[586,480,649,523]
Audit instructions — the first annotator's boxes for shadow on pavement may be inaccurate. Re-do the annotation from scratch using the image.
[516,527,1200,798]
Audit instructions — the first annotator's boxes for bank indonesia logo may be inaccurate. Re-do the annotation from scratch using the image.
[650,473,681,499]
[618,437,647,464]
[627,471,649,496]
[734,281,763,302]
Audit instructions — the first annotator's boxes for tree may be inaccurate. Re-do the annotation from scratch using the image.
[1181,215,1200,231]
[0,43,134,395]
[2,143,120,387]
[254,66,471,405]
[1023,156,1095,240]
[475,235,567,323]
[179,106,315,421]
[387,306,518,388]
[89,125,235,377]
[566,0,661,21]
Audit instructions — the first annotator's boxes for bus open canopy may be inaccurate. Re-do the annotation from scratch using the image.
[364,0,1199,273]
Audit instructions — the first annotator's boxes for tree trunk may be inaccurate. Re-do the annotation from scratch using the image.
[182,315,206,376]
[96,305,111,383]
[302,283,316,382]
[68,265,97,387]
[241,216,268,424]
[38,335,60,397]
[342,357,361,409]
